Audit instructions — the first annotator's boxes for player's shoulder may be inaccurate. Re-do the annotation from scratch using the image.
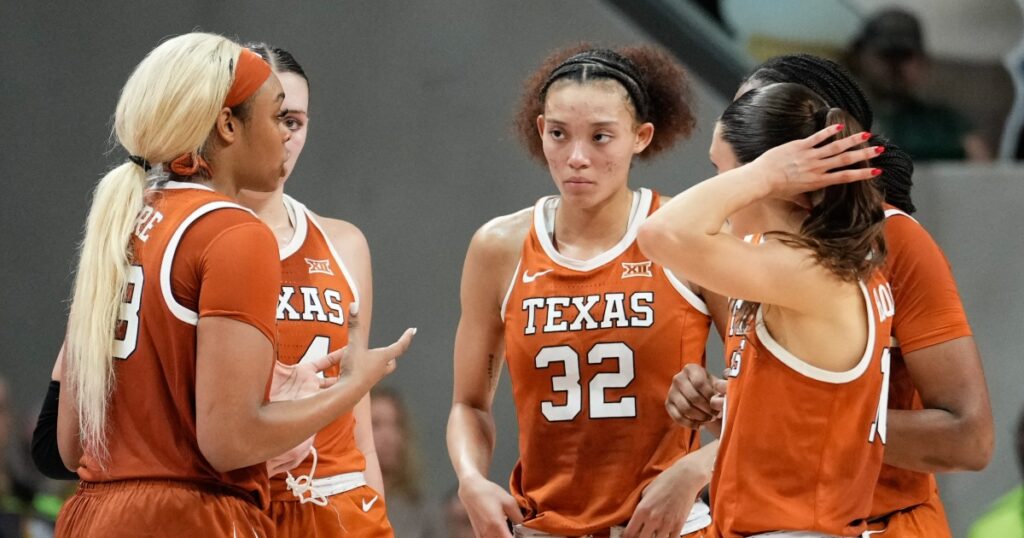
[178,196,266,241]
[471,206,532,258]
[882,207,940,252]
[882,206,921,228]
[311,211,368,251]
[151,185,259,235]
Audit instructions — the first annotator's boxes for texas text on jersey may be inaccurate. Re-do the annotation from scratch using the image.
[502,189,712,536]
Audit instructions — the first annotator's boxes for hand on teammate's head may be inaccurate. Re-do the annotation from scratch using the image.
[753,125,882,200]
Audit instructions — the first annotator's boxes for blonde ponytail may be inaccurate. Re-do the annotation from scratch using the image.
[66,163,146,460]
[65,33,242,461]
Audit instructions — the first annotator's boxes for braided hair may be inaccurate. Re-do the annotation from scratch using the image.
[515,44,696,163]
[742,54,916,214]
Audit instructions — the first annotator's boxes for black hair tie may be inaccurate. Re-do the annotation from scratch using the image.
[128,155,152,172]
[541,52,650,121]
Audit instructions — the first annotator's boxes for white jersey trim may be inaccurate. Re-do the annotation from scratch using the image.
[664,269,710,316]
[160,180,215,192]
[500,259,521,321]
[884,208,918,222]
[298,201,362,306]
[279,194,309,261]
[755,280,876,384]
[161,201,254,325]
[533,188,652,272]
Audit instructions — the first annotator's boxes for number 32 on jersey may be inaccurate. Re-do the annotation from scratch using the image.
[535,342,636,422]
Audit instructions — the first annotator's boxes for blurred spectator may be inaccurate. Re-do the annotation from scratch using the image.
[968,404,1024,537]
[847,8,993,161]
[442,486,475,538]
[371,387,437,538]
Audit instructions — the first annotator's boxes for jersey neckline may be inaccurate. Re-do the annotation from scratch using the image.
[160,180,215,192]
[753,279,877,384]
[280,194,309,260]
[533,188,652,272]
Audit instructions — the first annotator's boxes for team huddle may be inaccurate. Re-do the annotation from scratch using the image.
[38,31,991,538]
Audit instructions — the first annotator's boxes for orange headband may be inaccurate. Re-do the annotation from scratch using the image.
[164,49,270,178]
[224,48,271,108]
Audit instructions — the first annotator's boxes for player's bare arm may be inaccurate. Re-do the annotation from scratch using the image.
[312,215,391,494]
[317,215,374,339]
[197,304,413,472]
[639,129,878,313]
[640,128,881,372]
[888,337,993,472]
[448,209,530,538]
[624,440,719,538]
[880,218,993,473]
[654,194,731,338]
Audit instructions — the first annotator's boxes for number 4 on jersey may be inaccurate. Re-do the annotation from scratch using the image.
[299,335,331,378]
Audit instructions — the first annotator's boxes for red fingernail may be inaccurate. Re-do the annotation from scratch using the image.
[875,146,885,154]
[861,132,872,140]
[871,168,882,176]
[835,124,845,131]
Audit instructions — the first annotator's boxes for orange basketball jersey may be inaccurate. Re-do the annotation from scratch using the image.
[870,206,971,524]
[269,195,364,501]
[76,181,281,508]
[711,236,894,538]
[503,189,711,535]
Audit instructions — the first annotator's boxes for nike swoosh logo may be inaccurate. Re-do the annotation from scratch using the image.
[362,495,379,512]
[522,269,553,284]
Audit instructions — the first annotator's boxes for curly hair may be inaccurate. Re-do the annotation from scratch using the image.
[514,44,696,164]
[742,54,916,214]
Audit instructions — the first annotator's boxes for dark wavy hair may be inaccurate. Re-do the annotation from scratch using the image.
[515,44,696,164]
[741,54,915,214]
[721,82,886,282]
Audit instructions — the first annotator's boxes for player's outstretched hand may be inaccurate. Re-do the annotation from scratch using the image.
[270,352,342,404]
[338,302,416,390]
[459,475,523,538]
[665,364,727,430]
[752,124,882,200]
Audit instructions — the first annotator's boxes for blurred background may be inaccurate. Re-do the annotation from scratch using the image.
[1,1,1022,536]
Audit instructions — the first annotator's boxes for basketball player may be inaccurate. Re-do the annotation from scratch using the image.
[447,45,719,538]
[739,55,992,537]
[238,43,394,537]
[639,82,889,537]
[53,33,413,537]
[665,55,993,538]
